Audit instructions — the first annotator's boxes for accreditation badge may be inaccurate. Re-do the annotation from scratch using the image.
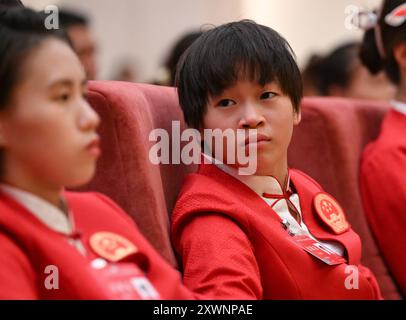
[291,235,347,265]
[90,258,161,300]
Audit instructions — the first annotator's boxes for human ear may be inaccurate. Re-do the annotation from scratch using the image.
[0,118,6,147]
[393,42,406,71]
[0,112,11,148]
[293,109,301,126]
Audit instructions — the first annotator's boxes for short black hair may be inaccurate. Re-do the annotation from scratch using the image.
[303,42,359,95]
[165,31,202,86]
[360,0,406,84]
[0,0,24,9]
[0,7,70,109]
[58,9,89,29]
[175,20,303,129]
[0,7,70,179]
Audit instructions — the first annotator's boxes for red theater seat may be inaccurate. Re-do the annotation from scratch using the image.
[289,97,401,299]
[82,81,400,299]
[79,81,195,266]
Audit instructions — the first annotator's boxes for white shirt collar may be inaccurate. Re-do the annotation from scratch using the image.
[202,153,290,196]
[391,100,406,115]
[0,184,73,235]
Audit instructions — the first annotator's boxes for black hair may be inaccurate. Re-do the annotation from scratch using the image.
[303,42,359,95]
[58,9,88,28]
[0,7,70,109]
[360,0,406,84]
[165,31,202,86]
[0,0,23,9]
[0,7,70,178]
[175,20,303,129]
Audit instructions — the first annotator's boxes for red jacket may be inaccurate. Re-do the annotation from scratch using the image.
[360,109,406,297]
[0,191,194,299]
[172,163,381,299]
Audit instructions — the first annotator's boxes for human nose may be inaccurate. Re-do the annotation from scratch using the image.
[238,103,265,129]
[78,100,100,132]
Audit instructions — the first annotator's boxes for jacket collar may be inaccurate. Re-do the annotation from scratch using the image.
[198,162,361,265]
[202,153,291,197]
[391,100,406,116]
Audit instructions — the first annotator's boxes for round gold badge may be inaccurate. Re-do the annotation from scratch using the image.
[313,193,350,234]
[89,232,138,262]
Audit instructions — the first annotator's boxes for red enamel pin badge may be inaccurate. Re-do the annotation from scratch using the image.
[313,192,350,234]
[89,232,138,262]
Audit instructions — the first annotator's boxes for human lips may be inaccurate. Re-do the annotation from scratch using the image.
[244,133,271,146]
[85,136,101,158]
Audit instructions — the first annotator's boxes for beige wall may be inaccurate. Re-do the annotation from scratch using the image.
[23,0,383,82]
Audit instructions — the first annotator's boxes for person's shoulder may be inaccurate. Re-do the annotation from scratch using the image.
[289,168,324,190]
[64,191,136,228]
[365,110,406,156]
[64,190,98,200]
[361,135,406,173]
[173,166,251,224]
[0,231,34,274]
[178,168,233,199]
[64,190,120,206]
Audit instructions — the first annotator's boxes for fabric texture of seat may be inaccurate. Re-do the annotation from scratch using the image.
[78,81,195,266]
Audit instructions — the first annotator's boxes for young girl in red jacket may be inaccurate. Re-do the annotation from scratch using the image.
[359,0,406,298]
[0,7,194,300]
[172,20,382,300]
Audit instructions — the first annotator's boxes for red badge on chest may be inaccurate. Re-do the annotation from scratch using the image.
[313,192,350,234]
[89,232,138,262]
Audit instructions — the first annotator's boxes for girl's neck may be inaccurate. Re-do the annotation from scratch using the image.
[2,175,64,211]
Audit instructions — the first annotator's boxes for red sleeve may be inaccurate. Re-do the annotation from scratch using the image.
[358,264,383,300]
[0,233,38,299]
[360,148,406,296]
[175,213,263,299]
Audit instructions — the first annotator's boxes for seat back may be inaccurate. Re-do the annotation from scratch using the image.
[79,81,195,266]
[289,97,401,299]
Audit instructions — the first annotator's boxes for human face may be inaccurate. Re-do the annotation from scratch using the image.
[67,25,97,80]
[344,64,396,101]
[0,38,100,197]
[202,80,301,180]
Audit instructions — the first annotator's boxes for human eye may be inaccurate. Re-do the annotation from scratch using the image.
[260,91,277,100]
[55,92,71,102]
[216,99,236,107]
[82,88,88,100]
[51,86,72,103]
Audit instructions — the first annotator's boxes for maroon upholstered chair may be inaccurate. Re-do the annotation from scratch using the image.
[289,97,401,299]
[78,81,195,266]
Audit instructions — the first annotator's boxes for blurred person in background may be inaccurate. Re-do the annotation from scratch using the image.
[359,0,406,298]
[302,41,396,101]
[153,30,202,86]
[0,0,23,9]
[59,9,98,80]
[110,59,138,82]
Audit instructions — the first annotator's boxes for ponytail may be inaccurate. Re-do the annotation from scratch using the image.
[359,28,384,75]
[359,0,406,84]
